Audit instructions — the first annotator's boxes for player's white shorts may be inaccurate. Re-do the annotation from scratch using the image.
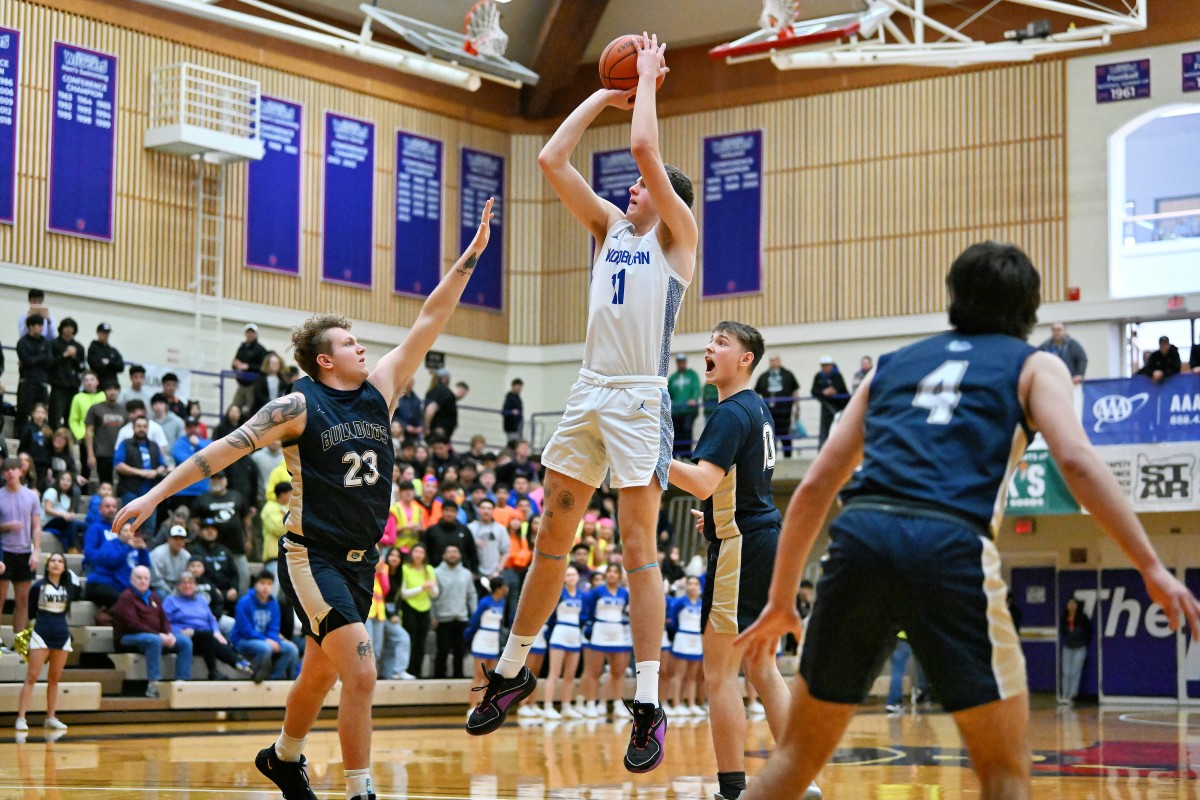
[540,368,672,490]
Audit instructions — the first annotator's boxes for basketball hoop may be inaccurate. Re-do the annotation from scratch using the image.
[464,0,510,59]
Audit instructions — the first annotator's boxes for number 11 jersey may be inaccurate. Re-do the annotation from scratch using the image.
[282,376,394,555]
[841,331,1036,537]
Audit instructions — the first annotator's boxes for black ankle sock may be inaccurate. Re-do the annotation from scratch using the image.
[718,771,747,799]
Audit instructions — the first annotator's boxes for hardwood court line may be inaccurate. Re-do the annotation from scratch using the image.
[0,787,469,800]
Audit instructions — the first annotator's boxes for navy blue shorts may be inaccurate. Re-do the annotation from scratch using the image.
[800,503,1026,713]
[277,535,374,645]
[702,528,779,635]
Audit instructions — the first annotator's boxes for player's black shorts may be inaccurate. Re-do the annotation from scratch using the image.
[2,551,36,583]
[800,500,1026,713]
[277,534,374,645]
[701,528,779,635]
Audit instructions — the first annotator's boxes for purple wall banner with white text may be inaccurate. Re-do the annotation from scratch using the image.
[0,28,19,225]
[702,130,762,297]
[322,111,375,287]
[48,42,116,240]
[459,147,504,310]
[246,96,302,274]
[394,131,443,297]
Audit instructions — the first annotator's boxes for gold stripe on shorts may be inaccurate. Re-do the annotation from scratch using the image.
[709,535,744,634]
[284,538,332,635]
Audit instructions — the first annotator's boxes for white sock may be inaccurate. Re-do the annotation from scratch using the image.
[344,768,372,798]
[634,660,660,705]
[496,634,537,678]
[275,730,306,762]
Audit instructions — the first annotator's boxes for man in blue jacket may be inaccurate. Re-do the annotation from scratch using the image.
[84,520,151,608]
[230,571,299,683]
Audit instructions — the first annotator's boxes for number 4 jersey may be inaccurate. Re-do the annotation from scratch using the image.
[841,331,1036,537]
[583,220,690,379]
[282,376,395,554]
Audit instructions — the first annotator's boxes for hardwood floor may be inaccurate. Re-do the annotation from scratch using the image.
[1,705,1197,798]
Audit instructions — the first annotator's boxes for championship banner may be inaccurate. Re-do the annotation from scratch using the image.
[246,96,302,275]
[1098,568,1177,698]
[0,28,18,225]
[394,131,443,297]
[1005,447,1079,515]
[48,42,116,240]
[322,111,375,287]
[702,130,762,298]
[592,148,638,210]
[1095,59,1150,103]
[459,147,504,310]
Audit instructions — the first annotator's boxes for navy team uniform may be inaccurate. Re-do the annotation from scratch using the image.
[692,389,782,634]
[276,376,394,644]
[801,331,1033,712]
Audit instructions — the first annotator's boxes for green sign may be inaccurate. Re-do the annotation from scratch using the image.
[1005,449,1080,515]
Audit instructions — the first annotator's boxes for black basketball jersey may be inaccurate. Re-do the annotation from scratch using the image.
[841,331,1035,535]
[282,376,394,555]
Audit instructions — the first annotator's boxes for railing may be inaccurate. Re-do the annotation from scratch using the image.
[148,63,260,139]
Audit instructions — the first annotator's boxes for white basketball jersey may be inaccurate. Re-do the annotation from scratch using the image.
[582,220,690,378]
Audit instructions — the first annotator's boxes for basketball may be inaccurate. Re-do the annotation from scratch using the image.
[599,34,665,92]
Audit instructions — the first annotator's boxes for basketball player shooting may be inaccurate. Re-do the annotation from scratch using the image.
[113,198,496,800]
[465,33,697,775]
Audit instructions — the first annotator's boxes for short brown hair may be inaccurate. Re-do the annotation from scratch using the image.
[292,313,350,379]
[713,320,766,371]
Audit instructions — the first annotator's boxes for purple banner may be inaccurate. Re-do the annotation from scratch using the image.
[394,131,443,297]
[0,28,18,225]
[1095,59,1150,104]
[702,130,762,297]
[1184,52,1200,94]
[322,111,375,287]
[459,147,504,310]
[246,96,302,274]
[48,42,116,240]
[1098,568,1176,697]
[592,148,638,211]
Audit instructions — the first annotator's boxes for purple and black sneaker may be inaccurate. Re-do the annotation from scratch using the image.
[466,666,537,736]
[623,700,667,773]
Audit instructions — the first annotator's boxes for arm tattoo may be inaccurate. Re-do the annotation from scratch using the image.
[356,640,373,659]
[456,253,478,277]
[191,453,213,478]
[224,395,305,450]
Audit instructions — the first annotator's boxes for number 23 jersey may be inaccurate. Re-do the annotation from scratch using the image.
[282,376,395,554]
[841,331,1035,535]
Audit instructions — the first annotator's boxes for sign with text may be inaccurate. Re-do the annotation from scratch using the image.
[322,111,375,287]
[1095,59,1150,103]
[1082,375,1200,445]
[0,28,18,225]
[459,147,504,310]
[702,130,762,297]
[1184,52,1200,93]
[1005,448,1079,515]
[394,131,443,297]
[591,148,638,210]
[48,42,117,240]
[1098,569,1176,698]
[246,96,302,275]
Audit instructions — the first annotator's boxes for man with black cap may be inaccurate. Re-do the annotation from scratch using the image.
[194,471,254,593]
[88,322,125,387]
[232,323,268,414]
[150,524,192,597]
[810,356,848,450]
[49,317,86,428]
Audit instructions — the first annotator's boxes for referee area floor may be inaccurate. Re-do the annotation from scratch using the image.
[0,704,1196,798]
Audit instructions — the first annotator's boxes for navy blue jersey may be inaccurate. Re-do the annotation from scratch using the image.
[841,331,1036,535]
[282,377,394,555]
[691,389,782,542]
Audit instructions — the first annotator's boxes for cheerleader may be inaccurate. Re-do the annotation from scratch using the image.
[541,566,585,720]
[15,554,76,732]
[667,576,705,716]
[579,564,631,718]
[466,580,508,715]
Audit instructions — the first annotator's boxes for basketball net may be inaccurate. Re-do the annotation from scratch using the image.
[759,0,800,34]
[464,0,510,58]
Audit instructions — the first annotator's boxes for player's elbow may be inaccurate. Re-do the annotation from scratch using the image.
[537,146,566,173]
[630,138,659,162]
[1053,442,1094,484]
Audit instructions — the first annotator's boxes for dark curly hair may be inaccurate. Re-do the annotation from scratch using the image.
[946,242,1041,339]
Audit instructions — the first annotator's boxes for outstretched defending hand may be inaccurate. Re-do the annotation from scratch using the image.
[735,600,804,664]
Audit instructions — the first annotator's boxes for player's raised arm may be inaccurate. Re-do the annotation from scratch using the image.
[368,198,495,409]
[538,90,631,242]
[113,393,307,534]
[629,33,697,273]
[1024,352,1200,638]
